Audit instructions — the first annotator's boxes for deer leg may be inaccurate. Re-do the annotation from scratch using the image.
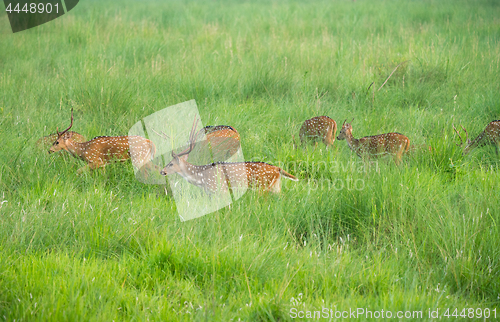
[396,143,408,165]
[269,176,281,194]
[393,149,403,165]
[78,161,104,174]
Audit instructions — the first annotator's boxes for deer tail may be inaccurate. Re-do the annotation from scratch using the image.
[280,169,299,181]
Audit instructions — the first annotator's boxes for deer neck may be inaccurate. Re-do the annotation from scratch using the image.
[176,159,210,186]
[64,140,88,159]
[345,130,360,152]
[464,131,486,152]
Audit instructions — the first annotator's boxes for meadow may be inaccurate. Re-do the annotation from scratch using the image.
[0,0,499,320]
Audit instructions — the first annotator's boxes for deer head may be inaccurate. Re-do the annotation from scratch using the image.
[336,118,353,140]
[49,109,74,154]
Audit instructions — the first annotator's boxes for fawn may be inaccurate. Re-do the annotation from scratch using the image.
[337,120,410,165]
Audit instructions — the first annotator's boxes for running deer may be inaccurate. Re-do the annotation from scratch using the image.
[159,119,298,194]
[299,116,337,147]
[49,110,156,173]
[454,121,500,156]
[188,125,241,164]
[37,131,86,149]
[336,120,410,165]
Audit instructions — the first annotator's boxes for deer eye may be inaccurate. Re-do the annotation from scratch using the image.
[56,141,59,145]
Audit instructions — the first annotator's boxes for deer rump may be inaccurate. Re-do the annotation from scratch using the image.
[299,116,337,146]
[187,125,241,164]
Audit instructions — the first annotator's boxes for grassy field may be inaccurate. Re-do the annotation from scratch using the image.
[1,0,499,320]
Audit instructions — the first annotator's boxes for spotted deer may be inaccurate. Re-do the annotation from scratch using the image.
[299,116,337,147]
[336,120,410,165]
[159,119,298,194]
[188,125,241,163]
[49,110,156,173]
[454,121,500,156]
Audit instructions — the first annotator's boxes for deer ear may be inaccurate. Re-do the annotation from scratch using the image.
[179,154,189,162]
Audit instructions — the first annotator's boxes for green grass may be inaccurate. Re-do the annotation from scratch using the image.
[1,0,500,320]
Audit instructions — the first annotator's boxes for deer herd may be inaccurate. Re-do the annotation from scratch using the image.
[40,110,500,195]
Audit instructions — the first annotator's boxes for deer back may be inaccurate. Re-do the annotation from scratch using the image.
[299,116,337,146]
[81,135,155,167]
[216,162,297,193]
[484,120,500,145]
[358,133,410,155]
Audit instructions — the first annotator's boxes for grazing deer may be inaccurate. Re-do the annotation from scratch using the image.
[159,120,298,194]
[454,121,500,156]
[49,110,156,174]
[37,131,86,149]
[299,116,337,148]
[336,120,410,165]
[188,125,241,163]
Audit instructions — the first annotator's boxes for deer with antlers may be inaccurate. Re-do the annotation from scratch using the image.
[49,110,156,174]
[336,120,410,165]
[454,121,500,156]
[159,119,298,194]
[298,116,337,148]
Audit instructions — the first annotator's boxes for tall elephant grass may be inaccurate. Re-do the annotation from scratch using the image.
[0,0,499,320]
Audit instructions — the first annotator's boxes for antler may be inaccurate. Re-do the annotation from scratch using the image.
[453,124,464,146]
[342,119,347,127]
[175,117,199,158]
[461,125,470,144]
[57,109,74,137]
[151,129,171,140]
